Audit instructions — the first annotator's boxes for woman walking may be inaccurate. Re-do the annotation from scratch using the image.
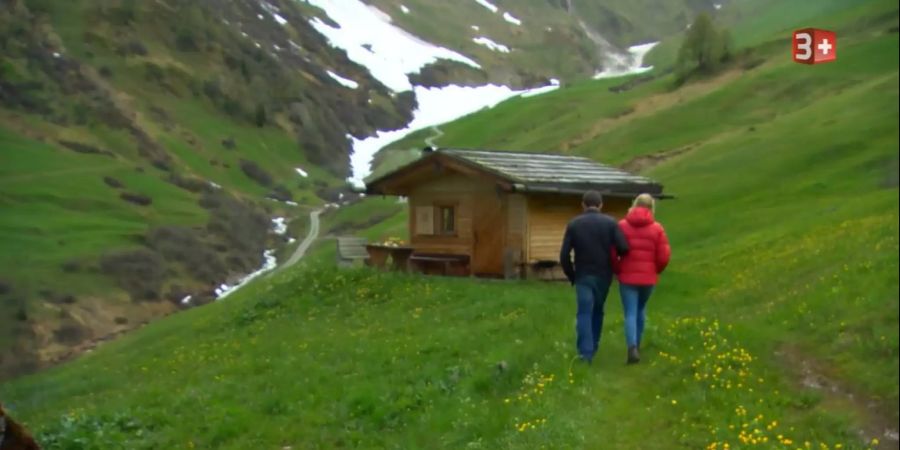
[615,194,671,364]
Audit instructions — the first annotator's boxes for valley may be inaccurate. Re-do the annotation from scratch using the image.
[0,0,897,449]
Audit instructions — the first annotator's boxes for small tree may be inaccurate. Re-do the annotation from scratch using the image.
[254,103,267,128]
[675,13,732,82]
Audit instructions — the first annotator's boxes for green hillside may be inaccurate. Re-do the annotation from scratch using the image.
[0,0,739,377]
[1,0,897,449]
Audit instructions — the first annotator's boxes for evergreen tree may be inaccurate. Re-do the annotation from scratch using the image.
[675,13,732,82]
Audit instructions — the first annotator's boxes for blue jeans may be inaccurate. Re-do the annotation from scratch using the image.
[574,275,612,361]
[620,284,655,348]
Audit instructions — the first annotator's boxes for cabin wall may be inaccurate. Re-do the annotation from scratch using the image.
[407,173,499,256]
[525,195,633,263]
[504,194,528,277]
[526,195,582,263]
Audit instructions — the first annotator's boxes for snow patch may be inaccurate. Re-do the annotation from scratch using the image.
[307,0,479,91]
[714,3,722,10]
[519,84,560,98]
[473,36,510,53]
[52,52,62,58]
[474,0,498,13]
[180,295,192,305]
[593,42,659,79]
[257,13,264,20]
[260,1,288,25]
[272,217,288,235]
[215,250,277,299]
[400,4,410,14]
[348,82,559,186]
[288,237,297,244]
[295,167,308,177]
[502,12,522,26]
[327,70,360,89]
[208,181,222,189]
[471,25,480,31]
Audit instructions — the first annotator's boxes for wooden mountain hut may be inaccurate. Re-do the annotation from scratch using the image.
[364,148,667,279]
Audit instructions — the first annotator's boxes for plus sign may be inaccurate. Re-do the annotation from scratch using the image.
[818,38,832,55]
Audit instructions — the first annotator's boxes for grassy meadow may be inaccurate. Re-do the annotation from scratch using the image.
[0,0,897,449]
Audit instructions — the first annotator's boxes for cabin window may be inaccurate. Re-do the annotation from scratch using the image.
[438,206,456,235]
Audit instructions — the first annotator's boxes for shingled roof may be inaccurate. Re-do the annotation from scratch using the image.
[366,148,666,197]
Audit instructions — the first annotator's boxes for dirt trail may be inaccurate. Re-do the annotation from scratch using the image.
[777,345,899,450]
[277,208,322,271]
[558,68,751,154]
[424,126,444,148]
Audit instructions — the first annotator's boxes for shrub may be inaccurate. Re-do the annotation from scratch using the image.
[267,185,293,202]
[102,176,123,189]
[58,140,113,157]
[255,103,267,127]
[175,30,198,52]
[119,192,152,206]
[675,13,732,83]
[239,159,273,187]
[99,248,167,300]
[166,173,207,193]
[61,260,80,273]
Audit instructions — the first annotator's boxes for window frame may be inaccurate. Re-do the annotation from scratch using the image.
[435,203,458,237]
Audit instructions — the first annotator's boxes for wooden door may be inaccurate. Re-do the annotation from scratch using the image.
[472,194,506,276]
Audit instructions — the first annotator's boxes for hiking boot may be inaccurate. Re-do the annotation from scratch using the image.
[627,346,640,364]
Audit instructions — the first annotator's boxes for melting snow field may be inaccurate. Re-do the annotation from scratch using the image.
[272,217,288,235]
[215,250,277,299]
[474,0,499,13]
[502,12,522,26]
[349,83,559,186]
[473,36,511,53]
[306,0,480,91]
[216,214,294,299]
[593,42,659,79]
[327,70,359,89]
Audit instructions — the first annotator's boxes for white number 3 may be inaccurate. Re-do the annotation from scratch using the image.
[796,32,812,60]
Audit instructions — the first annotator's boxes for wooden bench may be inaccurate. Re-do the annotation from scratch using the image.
[409,253,470,276]
[336,237,369,267]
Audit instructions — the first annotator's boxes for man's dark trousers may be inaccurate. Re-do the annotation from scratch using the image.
[574,274,612,362]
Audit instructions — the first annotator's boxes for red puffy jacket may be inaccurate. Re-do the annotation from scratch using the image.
[613,207,671,286]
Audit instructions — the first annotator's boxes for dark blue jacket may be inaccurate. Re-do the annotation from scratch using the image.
[559,209,629,283]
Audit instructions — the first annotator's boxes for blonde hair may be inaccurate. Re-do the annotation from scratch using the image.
[632,193,656,213]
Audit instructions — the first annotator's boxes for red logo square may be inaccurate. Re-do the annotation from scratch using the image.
[793,28,837,64]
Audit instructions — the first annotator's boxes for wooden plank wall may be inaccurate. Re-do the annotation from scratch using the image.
[506,194,527,257]
[525,195,633,263]
[408,173,497,256]
[526,195,582,262]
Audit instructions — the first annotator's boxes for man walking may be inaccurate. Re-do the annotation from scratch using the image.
[560,190,629,363]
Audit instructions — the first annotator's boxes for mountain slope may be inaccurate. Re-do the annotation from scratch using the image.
[0,0,736,377]
[1,1,896,449]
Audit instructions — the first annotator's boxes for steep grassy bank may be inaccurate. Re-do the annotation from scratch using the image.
[0,1,896,449]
